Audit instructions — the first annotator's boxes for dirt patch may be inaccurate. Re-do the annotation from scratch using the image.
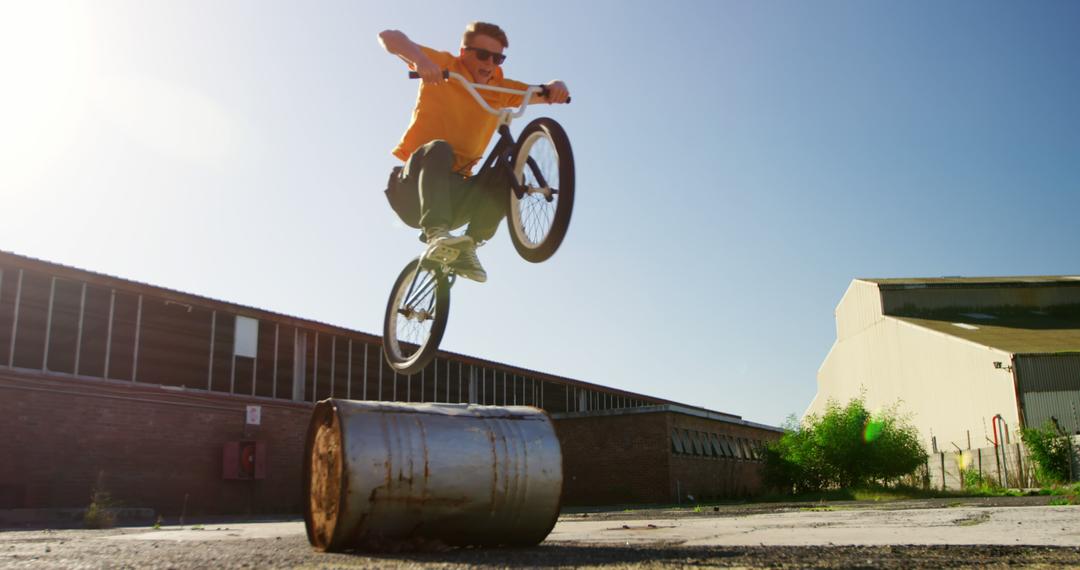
[952,511,992,526]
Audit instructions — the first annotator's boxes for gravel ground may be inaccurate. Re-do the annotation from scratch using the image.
[4,532,1080,569]
[3,496,1080,569]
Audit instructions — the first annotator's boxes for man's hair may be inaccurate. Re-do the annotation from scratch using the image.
[462,21,508,49]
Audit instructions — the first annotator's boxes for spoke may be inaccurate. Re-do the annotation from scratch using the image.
[513,130,563,248]
[393,264,442,359]
[403,266,425,302]
[405,274,437,308]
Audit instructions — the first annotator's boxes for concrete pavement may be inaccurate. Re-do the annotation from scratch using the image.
[99,504,1080,547]
[546,505,1080,546]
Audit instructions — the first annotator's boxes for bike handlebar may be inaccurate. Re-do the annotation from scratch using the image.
[408,70,449,80]
[408,70,571,104]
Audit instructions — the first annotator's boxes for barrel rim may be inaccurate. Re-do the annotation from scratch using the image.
[303,398,345,551]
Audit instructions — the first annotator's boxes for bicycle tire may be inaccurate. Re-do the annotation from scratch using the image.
[507,117,575,263]
[382,257,450,375]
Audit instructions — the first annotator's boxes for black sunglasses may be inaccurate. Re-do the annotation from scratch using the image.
[464,47,506,65]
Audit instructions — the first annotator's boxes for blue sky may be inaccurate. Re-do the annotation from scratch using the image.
[2,1,1078,426]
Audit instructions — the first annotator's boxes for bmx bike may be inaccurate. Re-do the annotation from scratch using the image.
[383,71,574,375]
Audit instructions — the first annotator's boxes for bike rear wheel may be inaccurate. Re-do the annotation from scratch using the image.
[508,117,575,263]
[383,257,450,375]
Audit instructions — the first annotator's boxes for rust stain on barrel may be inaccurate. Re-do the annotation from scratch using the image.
[415,416,430,482]
[488,421,498,512]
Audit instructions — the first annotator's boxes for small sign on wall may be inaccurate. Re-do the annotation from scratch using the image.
[246,405,262,426]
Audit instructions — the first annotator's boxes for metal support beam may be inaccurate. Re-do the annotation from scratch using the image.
[42,277,56,372]
[250,347,257,397]
[272,324,279,399]
[7,270,23,368]
[132,295,142,382]
[361,342,368,400]
[74,282,86,375]
[104,289,115,379]
[330,336,336,397]
[292,328,301,401]
[251,335,258,397]
[207,310,217,390]
[313,332,320,402]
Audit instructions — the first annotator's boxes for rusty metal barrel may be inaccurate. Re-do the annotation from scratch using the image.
[303,399,563,551]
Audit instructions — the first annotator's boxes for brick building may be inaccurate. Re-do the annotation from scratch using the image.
[0,250,781,514]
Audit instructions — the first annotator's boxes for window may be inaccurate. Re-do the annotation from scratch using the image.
[709,434,725,457]
[725,435,742,459]
[700,432,714,457]
[234,316,258,358]
[671,429,684,454]
[680,429,694,455]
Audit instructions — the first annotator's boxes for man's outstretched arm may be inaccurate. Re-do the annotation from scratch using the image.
[378,30,445,85]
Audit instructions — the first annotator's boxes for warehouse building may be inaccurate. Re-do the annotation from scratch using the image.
[0,250,780,515]
[811,276,1080,453]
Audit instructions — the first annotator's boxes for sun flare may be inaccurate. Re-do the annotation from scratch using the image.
[0,2,94,194]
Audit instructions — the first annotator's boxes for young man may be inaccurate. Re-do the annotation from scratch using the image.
[379,22,569,283]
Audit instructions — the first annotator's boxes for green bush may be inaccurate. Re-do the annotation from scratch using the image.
[961,468,990,490]
[764,398,927,493]
[1021,420,1073,485]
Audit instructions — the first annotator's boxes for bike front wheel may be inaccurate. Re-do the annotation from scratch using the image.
[508,117,575,263]
[383,257,450,375]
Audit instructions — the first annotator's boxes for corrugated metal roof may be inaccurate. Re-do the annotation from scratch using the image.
[551,404,785,433]
[893,309,1080,354]
[861,276,1080,288]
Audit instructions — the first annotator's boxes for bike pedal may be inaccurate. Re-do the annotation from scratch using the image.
[425,244,461,264]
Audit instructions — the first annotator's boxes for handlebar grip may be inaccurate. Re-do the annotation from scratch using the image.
[539,85,571,104]
[408,70,450,80]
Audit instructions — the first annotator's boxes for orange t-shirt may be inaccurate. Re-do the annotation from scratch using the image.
[392,46,529,175]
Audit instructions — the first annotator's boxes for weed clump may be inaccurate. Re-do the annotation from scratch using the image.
[83,472,117,529]
[1021,420,1074,485]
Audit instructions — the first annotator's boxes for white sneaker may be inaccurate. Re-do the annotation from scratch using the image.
[423,230,472,265]
[451,240,487,283]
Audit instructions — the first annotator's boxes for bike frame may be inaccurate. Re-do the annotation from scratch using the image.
[442,72,552,200]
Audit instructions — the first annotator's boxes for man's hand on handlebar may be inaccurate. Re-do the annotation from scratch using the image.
[412,56,447,85]
[540,81,570,104]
